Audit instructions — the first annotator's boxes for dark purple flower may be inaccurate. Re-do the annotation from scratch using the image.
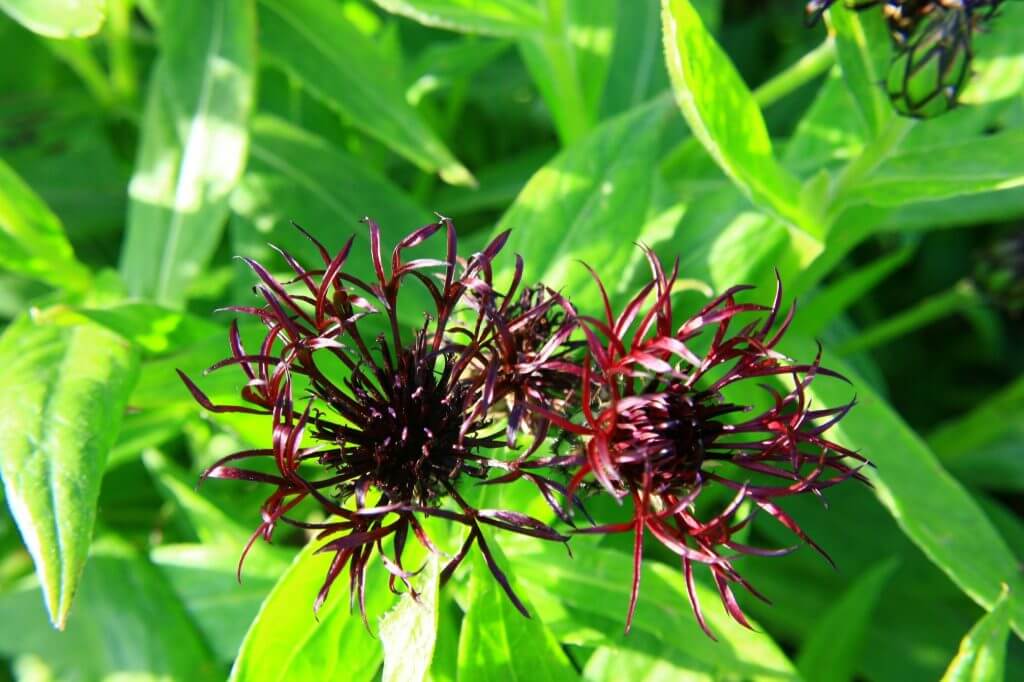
[550,249,868,637]
[178,217,569,618]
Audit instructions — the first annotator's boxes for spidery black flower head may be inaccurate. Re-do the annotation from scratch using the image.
[178,217,569,620]
[548,248,868,638]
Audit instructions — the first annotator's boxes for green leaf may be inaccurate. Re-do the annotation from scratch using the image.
[941,588,1012,682]
[518,0,617,145]
[0,536,216,679]
[491,98,669,311]
[793,242,915,337]
[456,541,577,681]
[846,131,1024,207]
[39,301,222,355]
[0,157,91,291]
[827,3,891,136]
[503,535,799,680]
[0,0,105,38]
[142,449,251,547]
[600,0,669,117]
[151,543,291,664]
[660,0,817,243]
[783,68,866,172]
[929,376,1024,492]
[370,0,544,37]
[119,0,256,308]
[583,634,714,681]
[782,334,1024,638]
[230,539,393,681]
[259,0,474,186]
[796,558,899,682]
[0,313,139,628]
[231,115,432,324]
[380,554,441,682]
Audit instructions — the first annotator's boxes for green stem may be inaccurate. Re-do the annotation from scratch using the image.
[106,0,138,107]
[45,39,115,110]
[837,280,978,356]
[753,37,836,109]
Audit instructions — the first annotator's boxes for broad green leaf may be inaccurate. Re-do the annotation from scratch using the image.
[259,0,474,186]
[584,635,712,682]
[456,542,576,681]
[782,335,1024,638]
[846,131,1024,207]
[518,0,616,145]
[941,589,1012,682]
[0,313,139,628]
[492,98,670,311]
[380,554,441,682]
[0,157,91,291]
[0,0,104,38]
[796,558,899,682]
[826,3,891,136]
[783,68,866,172]
[503,535,799,681]
[142,449,250,547]
[0,536,216,679]
[152,543,291,664]
[230,539,393,682]
[660,0,818,243]
[600,0,668,117]
[371,0,544,36]
[119,0,256,308]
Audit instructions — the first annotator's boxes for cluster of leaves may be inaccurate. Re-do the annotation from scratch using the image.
[0,0,1023,680]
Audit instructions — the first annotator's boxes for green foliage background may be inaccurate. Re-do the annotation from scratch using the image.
[0,0,1022,679]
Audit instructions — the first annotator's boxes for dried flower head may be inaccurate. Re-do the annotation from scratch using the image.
[552,249,868,637]
[178,217,570,618]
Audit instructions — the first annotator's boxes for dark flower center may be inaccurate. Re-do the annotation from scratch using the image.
[309,335,489,507]
[610,387,726,492]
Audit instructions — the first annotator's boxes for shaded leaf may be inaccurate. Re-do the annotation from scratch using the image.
[518,0,616,145]
[0,536,216,679]
[259,0,473,186]
[151,543,291,664]
[796,558,900,682]
[0,313,139,628]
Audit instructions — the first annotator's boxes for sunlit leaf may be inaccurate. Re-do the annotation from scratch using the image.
[0,0,104,38]
[119,0,256,308]
[0,157,91,291]
[0,314,139,628]
[380,554,441,682]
